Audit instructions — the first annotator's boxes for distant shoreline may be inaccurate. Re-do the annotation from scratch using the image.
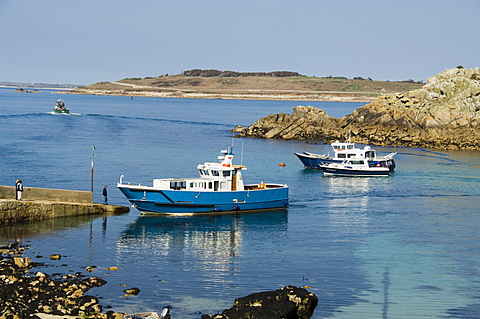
[60,88,378,103]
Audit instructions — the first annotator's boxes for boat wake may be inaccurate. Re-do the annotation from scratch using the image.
[47,111,82,116]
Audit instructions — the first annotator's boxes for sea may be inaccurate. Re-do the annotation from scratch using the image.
[0,87,479,319]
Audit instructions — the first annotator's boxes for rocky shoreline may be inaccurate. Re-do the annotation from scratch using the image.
[1,243,318,319]
[236,67,480,150]
[0,242,119,319]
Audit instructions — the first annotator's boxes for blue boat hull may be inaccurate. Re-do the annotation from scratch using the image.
[118,186,289,215]
[294,153,335,168]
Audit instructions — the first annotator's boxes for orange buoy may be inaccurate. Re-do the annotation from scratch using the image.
[279,163,286,167]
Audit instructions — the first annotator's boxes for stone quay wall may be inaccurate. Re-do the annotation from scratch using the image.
[0,185,129,224]
[0,185,92,203]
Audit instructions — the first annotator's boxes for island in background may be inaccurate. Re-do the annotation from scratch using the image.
[64,69,424,102]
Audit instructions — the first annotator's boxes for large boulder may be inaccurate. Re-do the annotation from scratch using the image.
[237,67,480,150]
[201,286,318,319]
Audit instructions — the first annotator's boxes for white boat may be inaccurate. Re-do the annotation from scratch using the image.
[295,139,396,170]
[124,312,161,319]
[124,306,171,319]
[319,158,394,176]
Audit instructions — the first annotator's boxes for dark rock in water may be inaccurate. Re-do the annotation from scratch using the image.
[237,67,480,150]
[123,287,141,295]
[201,286,318,319]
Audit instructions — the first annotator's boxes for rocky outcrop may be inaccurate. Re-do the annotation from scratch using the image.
[237,67,480,150]
[201,286,318,319]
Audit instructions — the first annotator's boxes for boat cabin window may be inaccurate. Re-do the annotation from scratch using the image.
[338,153,347,159]
[203,170,210,175]
[199,182,204,188]
[350,160,364,164]
[170,181,186,190]
[189,182,196,188]
[208,182,213,189]
[211,170,219,176]
[347,145,354,149]
[365,151,375,158]
[222,171,231,177]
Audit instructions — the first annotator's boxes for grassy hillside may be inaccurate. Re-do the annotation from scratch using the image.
[78,72,424,101]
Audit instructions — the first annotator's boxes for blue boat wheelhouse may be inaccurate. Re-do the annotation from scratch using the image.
[117,147,289,215]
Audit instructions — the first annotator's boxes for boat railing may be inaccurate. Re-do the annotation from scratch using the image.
[383,152,397,160]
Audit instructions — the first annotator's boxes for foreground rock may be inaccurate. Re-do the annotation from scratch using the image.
[0,243,122,319]
[201,286,318,319]
[238,67,480,150]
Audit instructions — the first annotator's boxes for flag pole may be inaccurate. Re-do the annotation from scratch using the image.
[90,144,96,193]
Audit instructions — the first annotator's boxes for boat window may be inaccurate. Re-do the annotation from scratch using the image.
[198,169,203,175]
[365,151,375,158]
[338,154,346,159]
[199,182,204,188]
[347,145,354,149]
[190,182,195,188]
[222,171,231,177]
[203,170,210,175]
[170,181,185,190]
[351,160,364,164]
[208,182,213,189]
[211,170,219,176]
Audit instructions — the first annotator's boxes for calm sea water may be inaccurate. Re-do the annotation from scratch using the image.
[0,87,479,319]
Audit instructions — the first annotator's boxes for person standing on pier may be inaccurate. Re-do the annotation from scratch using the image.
[15,179,23,200]
[103,185,108,205]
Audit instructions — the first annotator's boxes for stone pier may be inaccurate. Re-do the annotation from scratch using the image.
[0,185,129,224]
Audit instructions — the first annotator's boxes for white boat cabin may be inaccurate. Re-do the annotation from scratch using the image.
[152,148,248,192]
[331,140,377,160]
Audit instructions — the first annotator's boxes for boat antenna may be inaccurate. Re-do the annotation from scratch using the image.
[240,140,244,166]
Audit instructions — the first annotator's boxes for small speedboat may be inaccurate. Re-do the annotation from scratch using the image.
[318,158,393,176]
[295,139,396,170]
[117,146,289,215]
[53,99,69,114]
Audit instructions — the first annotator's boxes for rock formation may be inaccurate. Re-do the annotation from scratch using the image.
[237,67,480,150]
[201,286,318,319]
[0,242,121,319]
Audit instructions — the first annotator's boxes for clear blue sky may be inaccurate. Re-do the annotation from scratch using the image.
[1,0,478,85]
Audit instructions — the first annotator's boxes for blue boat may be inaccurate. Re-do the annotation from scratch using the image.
[117,147,289,215]
[295,139,396,171]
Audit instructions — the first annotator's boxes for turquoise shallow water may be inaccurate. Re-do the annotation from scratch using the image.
[0,87,479,318]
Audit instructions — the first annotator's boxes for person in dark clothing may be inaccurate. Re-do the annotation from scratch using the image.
[103,185,108,204]
[15,179,23,200]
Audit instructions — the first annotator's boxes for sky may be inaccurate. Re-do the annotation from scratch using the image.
[1,0,479,85]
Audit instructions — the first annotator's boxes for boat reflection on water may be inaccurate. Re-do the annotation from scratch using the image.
[116,211,288,274]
